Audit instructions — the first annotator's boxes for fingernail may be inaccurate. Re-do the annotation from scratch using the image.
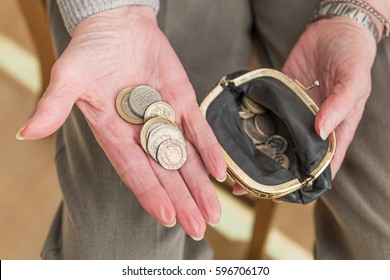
[232,186,248,196]
[206,220,219,227]
[232,190,246,196]
[190,234,204,241]
[319,126,328,140]
[16,126,26,140]
[216,173,227,183]
[162,219,177,228]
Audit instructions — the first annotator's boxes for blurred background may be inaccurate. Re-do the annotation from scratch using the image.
[0,0,316,260]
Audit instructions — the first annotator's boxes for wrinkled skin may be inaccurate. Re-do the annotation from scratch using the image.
[233,17,377,196]
[283,17,376,176]
[20,6,377,232]
[19,6,226,240]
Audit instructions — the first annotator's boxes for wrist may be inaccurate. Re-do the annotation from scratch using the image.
[72,5,157,37]
[308,17,377,67]
[88,5,157,24]
[311,0,390,42]
[365,0,390,20]
[56,0,159,36]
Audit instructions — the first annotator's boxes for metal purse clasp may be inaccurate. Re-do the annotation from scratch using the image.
[294,79,320,92]
[201,69,336,199]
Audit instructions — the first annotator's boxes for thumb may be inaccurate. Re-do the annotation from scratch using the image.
[315,71,371,140]
[16,77,78,140]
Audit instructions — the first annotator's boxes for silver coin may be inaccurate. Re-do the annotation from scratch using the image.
[239,110,255,119]
[242,118,267,144]
[121,94,143,122]
[140,118,175,153]
[266,135,288,154]
[129,86,162,117]
[146,122,165,139]
[157,139,187,170]
[147,125,185,160]
[254,114,276,138]
[275,152,284,164]
[144,101,175,122]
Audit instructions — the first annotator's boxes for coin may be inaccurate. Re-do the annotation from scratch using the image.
[242,96,267,114]
[240,104,251,112]
[115,87,143,124]
[239,110,255,119]
[144,101,175,122]
[157,139,187,170]
[147,125,185,160]
[242,118,267,144]
[281,154,290,169]
[275,153,284,164]
[256,143,277,159]
[129,86,162,117]
[266,135,288,154]
[140,117,176,153]
[254,114,276,138]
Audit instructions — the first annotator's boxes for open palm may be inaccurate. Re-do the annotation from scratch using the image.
[20,6,226,240]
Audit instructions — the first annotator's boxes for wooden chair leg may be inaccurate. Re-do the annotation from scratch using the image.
[247,199,276,259]
[17,0,55,95]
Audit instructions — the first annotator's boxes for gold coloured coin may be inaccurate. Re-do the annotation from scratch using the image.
[144,101,176,122]
[242,96,267,115]
[238,109,255,119]
[281,154,290,169]
[115,87,143,124]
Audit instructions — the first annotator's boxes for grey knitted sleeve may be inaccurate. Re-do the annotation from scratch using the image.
[56,0,160,36]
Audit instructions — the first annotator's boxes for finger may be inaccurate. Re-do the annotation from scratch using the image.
[17,64,79,140]
[118,144,177,226]
[149,157,206,240]
[182,104,226,181]
[89,118,177,226]
[232,183,248,196]
[315,71,371,140]
[179,141,222,226]
[329,106,364,177]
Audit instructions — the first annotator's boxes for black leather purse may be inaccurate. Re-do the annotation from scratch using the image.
[200,69,336,204]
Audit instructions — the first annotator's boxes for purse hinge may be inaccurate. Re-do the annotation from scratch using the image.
[302,175,315,189]
[220,76,234,87]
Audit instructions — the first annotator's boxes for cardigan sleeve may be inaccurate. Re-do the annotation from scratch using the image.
[56,0,160,36]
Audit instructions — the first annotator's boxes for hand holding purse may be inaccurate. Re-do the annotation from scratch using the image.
[200,69,336,204]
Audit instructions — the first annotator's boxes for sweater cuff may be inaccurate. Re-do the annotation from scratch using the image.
[56,0,160,36]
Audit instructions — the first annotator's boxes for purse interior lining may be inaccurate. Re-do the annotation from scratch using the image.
[206,76,329,186]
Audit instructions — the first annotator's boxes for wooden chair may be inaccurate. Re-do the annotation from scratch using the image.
[17,0,55,95]
[17,0,276,260]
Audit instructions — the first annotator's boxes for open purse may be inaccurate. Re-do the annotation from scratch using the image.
[200,69,336,204]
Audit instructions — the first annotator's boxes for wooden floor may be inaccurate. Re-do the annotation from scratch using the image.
[0,0,315,260]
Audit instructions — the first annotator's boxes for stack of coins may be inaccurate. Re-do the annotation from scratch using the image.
[116,86,187,170]
[239,96,290,169]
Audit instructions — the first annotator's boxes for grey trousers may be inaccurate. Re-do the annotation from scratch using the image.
[42,0,390,259]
